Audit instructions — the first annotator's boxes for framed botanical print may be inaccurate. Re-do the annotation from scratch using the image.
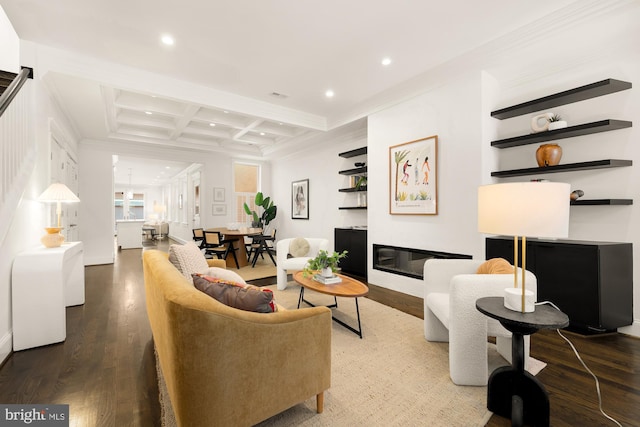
[389,135,438,215]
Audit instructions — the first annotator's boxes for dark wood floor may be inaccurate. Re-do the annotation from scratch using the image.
[0,240,638,426]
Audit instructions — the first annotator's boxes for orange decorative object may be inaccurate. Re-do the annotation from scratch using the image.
[536,143,562,167]
[41,227,65,248]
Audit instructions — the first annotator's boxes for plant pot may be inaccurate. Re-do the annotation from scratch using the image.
[536,143,563,167]
[548,120,567,131]
[321,267,333,278]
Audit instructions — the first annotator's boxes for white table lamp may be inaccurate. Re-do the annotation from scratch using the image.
[37,183,80,248]
[478,182,570,312]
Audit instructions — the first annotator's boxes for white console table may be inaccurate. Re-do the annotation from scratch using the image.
[116,219,145,249]
[12,241,85,351]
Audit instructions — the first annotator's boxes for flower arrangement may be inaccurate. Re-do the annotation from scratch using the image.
[303,250,348,277]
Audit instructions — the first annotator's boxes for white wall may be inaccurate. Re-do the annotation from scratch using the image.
[0,32,79,362]
[367,72,487,297]
[0,5,19,73]
[270,120,368,250]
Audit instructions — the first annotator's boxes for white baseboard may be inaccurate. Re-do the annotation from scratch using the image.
[0,331,12,366]
[84,256,115,266]
[618,320,640,338]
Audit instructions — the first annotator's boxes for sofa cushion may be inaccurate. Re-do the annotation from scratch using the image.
[169,241,209,279]
[193,274,277,313]
[289,237,310,257]
[204,267,246,285]
[476,258,513,275]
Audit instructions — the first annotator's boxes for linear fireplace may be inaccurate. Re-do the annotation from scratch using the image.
[373,244,472,280]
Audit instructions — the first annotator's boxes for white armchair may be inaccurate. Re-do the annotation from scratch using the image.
[276,238,329,290]
[423,258,537,386]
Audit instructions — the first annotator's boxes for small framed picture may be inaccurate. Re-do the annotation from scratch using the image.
[213,187,225,202]
[292,179,309,220]
[212,204,226,216]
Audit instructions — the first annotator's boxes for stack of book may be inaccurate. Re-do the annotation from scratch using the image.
[313,274,342,284]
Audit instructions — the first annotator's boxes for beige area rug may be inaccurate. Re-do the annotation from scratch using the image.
[158,282,546,427]
[232,256,277,282]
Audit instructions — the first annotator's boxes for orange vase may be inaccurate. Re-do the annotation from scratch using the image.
[536,144,562,167]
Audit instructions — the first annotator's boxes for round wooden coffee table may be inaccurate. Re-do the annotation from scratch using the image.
[293,271,369,338]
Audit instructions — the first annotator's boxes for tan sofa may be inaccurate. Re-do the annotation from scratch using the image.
[142,249,332,426]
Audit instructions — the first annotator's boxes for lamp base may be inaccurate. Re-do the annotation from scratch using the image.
[504,288,535,313]
[41,227,65,248]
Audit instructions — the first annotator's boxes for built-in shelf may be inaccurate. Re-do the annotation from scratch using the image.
[571,199,633,206]
[339,166,367,175]
[491,159,632,178]
[491,119,632,148]
[338,206,367,210]
[339,147,367,158]
[339,186,367,193]
[491,79,632,120]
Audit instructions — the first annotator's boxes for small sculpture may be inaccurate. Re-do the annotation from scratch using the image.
[570,190,585,201]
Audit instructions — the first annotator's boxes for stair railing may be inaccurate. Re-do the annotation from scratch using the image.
[0,66,35,245]
[0,67,32,118]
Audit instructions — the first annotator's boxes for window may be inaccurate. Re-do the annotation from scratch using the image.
[234,162,260,223]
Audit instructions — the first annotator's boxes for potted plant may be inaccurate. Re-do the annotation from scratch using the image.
[243,192,277,230]
[304,249,348,278]
[547,114,567,131]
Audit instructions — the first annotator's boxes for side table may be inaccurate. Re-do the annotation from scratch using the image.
[12,242,85,351]
[476,297,569,427]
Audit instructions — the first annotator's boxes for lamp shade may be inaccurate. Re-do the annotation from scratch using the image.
[478,182,570,238]
[37,183,80,203]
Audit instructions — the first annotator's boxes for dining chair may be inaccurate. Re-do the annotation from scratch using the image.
[203,230,240,269]
[248,229,277,267]
[192,228,205,249]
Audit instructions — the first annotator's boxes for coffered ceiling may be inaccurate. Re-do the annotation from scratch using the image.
[1,0,588,162]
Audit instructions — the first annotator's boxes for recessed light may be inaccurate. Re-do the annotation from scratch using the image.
[145,111,153,115]
[381,57,392,66]
[325,89,334,98]
[209,123,216,127]
[161,34,175,46]
[223,110,229,114]
[260,132,265,136]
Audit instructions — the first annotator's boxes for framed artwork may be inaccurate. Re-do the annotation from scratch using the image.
[291,179,309,219]
[213,187,225,202]
[212,204,227,216]
[389,135,438,215]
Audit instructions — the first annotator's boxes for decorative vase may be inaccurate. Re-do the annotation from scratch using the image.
[548,120,567,131]
[536,144,563,167]
[41,227,65,248]
[321,267,333,278]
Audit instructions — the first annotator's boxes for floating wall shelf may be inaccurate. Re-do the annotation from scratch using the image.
[339,166,367,175]
[338,206,367,210]
[491,119,632,148]
[571,199,633,206]
[339,147,367,158]
[491,79,632,119]
[491,159,632,178]
[339,186,367,193]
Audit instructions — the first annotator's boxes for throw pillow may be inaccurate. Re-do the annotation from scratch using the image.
[476,258,514,274]
[289,237,310,257]
[169,241,209,279]
[192,274,277,313]
[203,267,246,285]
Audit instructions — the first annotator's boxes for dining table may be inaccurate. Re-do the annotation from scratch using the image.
[206,227,262,268]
